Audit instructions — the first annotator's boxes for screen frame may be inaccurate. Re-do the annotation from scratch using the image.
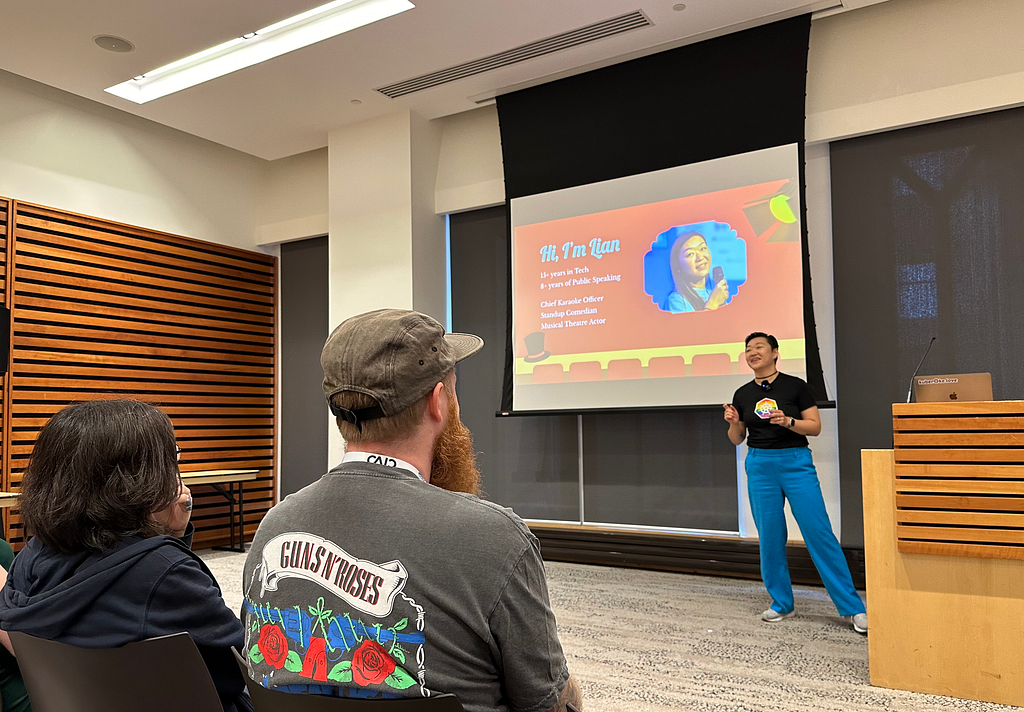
[508,143,807,414]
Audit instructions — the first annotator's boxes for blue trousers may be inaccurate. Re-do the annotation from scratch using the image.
[745,446,865,617]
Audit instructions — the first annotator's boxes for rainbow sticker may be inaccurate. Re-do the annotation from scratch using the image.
[754,398,777,419]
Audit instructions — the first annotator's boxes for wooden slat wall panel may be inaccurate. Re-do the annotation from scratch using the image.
[892,401,1024,560]
[6,202,276,549]
[0,199,8,543]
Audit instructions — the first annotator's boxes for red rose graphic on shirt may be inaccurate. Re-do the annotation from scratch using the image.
[257,624,289,669]
[351,640,396,686]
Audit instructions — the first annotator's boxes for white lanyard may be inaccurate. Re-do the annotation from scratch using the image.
[342,451,425,483]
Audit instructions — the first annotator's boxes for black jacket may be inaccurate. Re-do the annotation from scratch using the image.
[0,525,250,712]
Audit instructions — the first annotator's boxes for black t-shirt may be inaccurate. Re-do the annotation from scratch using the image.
[732,372,817,449]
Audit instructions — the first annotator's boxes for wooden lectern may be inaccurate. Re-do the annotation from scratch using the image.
[863,401,1024,706]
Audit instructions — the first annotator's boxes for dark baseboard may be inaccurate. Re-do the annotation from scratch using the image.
[530,524,866,589]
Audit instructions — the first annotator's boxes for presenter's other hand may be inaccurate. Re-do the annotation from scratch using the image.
[705,279,730,310]
[723,404,739,424]
[152,479,193,538]
[768,409,790,427]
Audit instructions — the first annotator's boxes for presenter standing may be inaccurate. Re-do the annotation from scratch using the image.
[723,332,867,634]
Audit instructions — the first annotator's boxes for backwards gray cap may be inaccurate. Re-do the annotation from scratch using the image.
[321,309,483,430]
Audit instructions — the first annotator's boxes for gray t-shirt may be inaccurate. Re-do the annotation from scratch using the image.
[241,461,569,712]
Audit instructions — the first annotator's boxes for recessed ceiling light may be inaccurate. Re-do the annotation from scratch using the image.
[673,3,687,10]
[94,35,135,53]
[105,0,414,104]
[351,99,362,105]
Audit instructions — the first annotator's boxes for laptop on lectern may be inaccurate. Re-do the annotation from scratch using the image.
[913,373,993,402]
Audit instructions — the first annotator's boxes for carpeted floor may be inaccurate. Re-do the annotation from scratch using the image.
[199,549,1016,712]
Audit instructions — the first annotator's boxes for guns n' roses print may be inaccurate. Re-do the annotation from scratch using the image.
[243,533,427,699]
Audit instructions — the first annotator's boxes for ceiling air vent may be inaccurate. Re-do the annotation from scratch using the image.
[375,11,651,99]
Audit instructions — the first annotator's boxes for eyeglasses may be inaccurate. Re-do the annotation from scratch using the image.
[175,445,181,462]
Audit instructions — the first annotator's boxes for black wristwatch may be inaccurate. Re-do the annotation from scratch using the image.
[788,417,795,428]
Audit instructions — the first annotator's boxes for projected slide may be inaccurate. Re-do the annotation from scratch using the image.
[510,143,806,411]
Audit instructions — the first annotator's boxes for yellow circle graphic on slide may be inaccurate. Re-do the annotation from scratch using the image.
[769,195,797,224]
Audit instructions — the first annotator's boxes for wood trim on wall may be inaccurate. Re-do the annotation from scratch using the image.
[892,401,1024,560]
[863,448,1024,706]
[0,199,9,542]
[530,523,867,588]
[2,199,277,549]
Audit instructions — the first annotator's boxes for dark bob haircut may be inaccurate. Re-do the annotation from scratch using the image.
[20,399,181,554]
[745,332,780,363]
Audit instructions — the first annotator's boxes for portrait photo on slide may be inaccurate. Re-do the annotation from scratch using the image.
[644,221,747,314]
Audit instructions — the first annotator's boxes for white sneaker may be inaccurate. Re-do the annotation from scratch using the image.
[761,607,795,622]
[847,612,868,634]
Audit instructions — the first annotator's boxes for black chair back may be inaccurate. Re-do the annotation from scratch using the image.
[10,630,223,712]
[233,649,465,711]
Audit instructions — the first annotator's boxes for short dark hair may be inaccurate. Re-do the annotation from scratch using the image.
[21,399,181,554]
[745,332,780,363]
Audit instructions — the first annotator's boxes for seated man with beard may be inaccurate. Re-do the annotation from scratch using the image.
[241,309,582,712]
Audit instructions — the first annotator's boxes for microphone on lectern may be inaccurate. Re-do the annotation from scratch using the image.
[906,336,937,403]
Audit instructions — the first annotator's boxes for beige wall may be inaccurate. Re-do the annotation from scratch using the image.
[410,112,447,324]
[328,111,415,322]
[256,148,329,245]
[0,69,333,252]
[807,0,1024,142]
[0,70,268,251]
[434,105,504,215]
[326,110,446,463]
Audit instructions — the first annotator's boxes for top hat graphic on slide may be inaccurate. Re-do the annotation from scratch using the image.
[524,331,551,363]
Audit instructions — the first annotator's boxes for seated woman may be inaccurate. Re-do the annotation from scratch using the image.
[0,539,28,712]
[666,232,730,313]
[0,399,252,712]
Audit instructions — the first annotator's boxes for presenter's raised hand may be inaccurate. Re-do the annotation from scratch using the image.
[705,279,730,310]
[768,409,790,427]
[723,404,739,423]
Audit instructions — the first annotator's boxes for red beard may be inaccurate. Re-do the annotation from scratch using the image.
[429,398,481,496]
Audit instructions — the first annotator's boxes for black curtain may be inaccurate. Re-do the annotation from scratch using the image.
[498,16,811,199]
[495,14,827,405]
[831,106,1024,546]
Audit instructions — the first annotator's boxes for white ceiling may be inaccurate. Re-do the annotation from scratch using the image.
[2,0,844,160]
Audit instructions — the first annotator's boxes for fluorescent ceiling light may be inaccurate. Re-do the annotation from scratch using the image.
[106,0,414,104]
